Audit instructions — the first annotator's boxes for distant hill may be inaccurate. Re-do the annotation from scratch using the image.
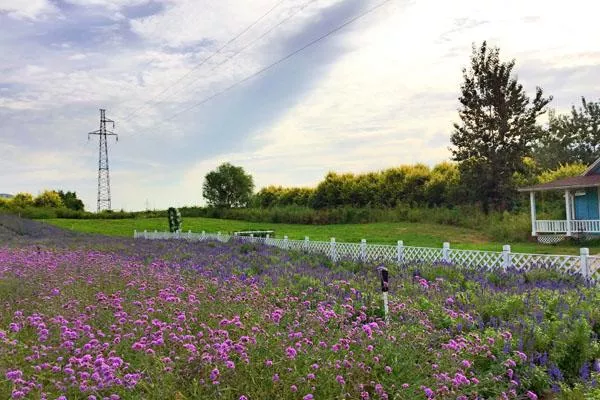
[0,193,13,199]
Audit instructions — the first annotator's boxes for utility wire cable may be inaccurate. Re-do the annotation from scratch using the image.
[120,0,287,121]
[161,0,395,123]
[131,0,321,111]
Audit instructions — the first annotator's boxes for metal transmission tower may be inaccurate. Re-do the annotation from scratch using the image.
[88,109,118,212]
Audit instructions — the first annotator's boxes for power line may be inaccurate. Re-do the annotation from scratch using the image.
[126,0,321,114]
[161,0,395,123]
[120,0,287,122]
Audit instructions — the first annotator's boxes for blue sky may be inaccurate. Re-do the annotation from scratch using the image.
[1,0,599,211]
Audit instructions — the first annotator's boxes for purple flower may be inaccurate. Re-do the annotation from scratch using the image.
[6,370,23,381]
[423,387,434,398]
[11,391,25,400]
[285,347,297,359]
[303,395,314,400]
[580,362,591,381]
[210,368,220,381]
[526,391,538,400]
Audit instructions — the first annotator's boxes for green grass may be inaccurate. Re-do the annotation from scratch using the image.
[44,217,600,255]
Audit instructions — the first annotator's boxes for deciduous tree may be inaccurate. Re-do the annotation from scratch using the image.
[535,97,600,169]
[202,163,254,208]
[58,190,85,211]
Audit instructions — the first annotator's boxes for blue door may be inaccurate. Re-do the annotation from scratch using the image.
[574,188,599,220]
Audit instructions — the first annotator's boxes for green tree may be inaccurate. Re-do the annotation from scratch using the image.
[451,41,552,212]
[202,163,254,208]
[58,190,85,211]
[34,190,64,208]
[538,162,587,184]
[311,172,347,209]
[11,192,34,208]
[535,97,600,169]
[255,186,282,208]
[425,162,460,206]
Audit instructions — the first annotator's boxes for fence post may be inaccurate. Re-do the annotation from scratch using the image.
[361,239,367,262]
[502,245,511,271]
[442,242,450,263]
[397,240,404,265]
[144,230,147,239]
[580,248,590,279]
[304,236,309,252]
[284,235,289,250]
[201,230,206,241]
[330,238,337,262]
[133,229,137,239]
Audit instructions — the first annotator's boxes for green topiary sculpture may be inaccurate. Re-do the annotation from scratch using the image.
[167,207,182,233]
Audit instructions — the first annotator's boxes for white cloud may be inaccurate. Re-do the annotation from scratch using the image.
[0,0,58,19]
[68,53,88,60]
[129,0,345,48]
[62,0,150,10]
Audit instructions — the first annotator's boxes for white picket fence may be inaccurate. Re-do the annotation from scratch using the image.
[134,230,600,280]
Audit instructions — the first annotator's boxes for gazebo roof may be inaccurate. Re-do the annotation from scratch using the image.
[519,174,600,192]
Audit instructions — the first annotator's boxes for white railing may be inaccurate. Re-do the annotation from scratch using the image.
[134,230,599,281]
[536,220,600,234]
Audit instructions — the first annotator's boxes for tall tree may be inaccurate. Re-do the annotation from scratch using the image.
[451,42,552,211]
[534,97,600,169]
[202,163,254,208]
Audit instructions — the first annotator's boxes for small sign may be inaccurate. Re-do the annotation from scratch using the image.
[380,267,389,292]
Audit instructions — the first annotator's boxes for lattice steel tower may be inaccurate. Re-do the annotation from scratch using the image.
[88,109,118,212]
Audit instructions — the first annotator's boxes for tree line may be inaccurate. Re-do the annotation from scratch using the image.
[0,190,84,211]
[251,161,586,211]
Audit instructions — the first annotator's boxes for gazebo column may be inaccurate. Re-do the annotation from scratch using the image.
[530,192,537,236]
[565,190,572,236]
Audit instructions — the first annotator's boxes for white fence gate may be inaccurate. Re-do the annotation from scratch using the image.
[134,230,600,281]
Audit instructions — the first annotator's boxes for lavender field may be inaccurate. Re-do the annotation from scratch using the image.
[1,216,600,399]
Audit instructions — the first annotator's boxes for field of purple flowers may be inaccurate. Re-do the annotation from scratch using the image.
[2,217,600,399]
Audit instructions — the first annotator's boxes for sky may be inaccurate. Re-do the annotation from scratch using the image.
[1,0,599,211]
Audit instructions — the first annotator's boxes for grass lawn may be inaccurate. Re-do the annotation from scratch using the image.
[44,217,600,255]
